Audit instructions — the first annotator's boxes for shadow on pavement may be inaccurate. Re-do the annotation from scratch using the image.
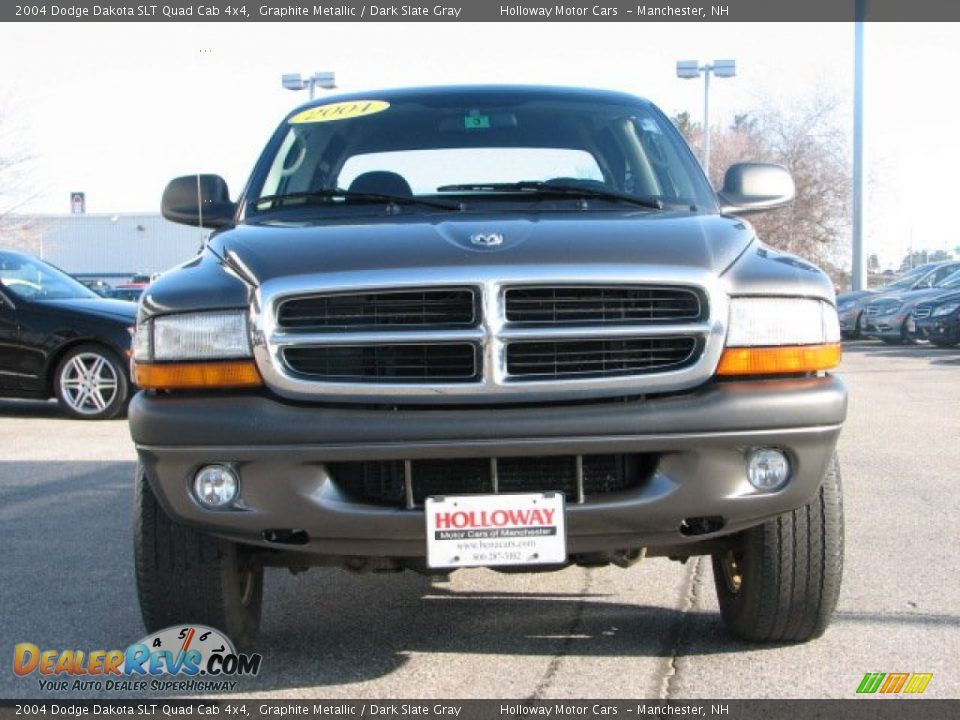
[841,341,959,361]
[0,398,63,419]
[3,460,957,699]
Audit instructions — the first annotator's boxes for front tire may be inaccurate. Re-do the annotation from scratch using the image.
[133,464,263,649]
[711,454,844,643]
[54,344,129,420]
[880,320,916,346]
[847,312,863,340]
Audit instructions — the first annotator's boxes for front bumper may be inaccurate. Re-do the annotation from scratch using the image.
[129,376,847,558]
[916,317,960,343]
[862,313,909,339]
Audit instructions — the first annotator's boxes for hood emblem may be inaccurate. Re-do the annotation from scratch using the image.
[470,232,504,247]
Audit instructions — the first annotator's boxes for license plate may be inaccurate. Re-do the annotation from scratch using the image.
[907,319,917,332]
[425,492,567,569]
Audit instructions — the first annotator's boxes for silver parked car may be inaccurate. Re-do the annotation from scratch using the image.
[862,263,960,344]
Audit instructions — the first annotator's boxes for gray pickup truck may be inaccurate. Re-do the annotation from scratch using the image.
[130,85,845,649]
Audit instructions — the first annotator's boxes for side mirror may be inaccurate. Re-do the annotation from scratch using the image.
[161,174,236,228]
[717,162,795,216]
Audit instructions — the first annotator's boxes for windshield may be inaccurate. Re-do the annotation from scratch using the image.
[246,90,715,218]
[0,252,98,301]
[888,268,930,288]
[937,269,960,288]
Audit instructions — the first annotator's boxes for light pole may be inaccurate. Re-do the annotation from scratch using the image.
[851,0,867,291]
[281,71,337,100]
[676,59,736,180]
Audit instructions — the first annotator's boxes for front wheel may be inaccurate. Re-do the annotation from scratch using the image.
[711,454,844,643]
[133,464,263,649]
[848,312,863,340]
[54,344,129,419]
[879,320,917,346]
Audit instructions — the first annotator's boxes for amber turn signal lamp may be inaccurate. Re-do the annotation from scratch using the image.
[716,343,841,376]
[134,360,263,389]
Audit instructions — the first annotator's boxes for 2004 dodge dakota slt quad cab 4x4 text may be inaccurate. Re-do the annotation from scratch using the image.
[130,85,846,649]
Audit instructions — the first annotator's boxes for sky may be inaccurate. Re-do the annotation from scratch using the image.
[0,21,958,270]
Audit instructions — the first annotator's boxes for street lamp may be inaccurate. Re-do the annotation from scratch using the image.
[676,59,736,180]
[281,71,337,100]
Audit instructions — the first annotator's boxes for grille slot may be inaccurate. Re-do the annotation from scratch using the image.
[328,454,657,507]
[505,286,703,325]
[506,337,699,380]
[277,288,476,331]
[282,343,479,383]
[913,306,932,319]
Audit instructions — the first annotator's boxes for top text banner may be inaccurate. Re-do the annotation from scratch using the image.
[5,0,960,22]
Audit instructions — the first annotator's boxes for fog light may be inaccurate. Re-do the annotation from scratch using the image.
[193,464,238,507]
[746,448,790,491]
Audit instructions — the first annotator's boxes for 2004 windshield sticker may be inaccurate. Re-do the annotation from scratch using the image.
[289,100,390,124]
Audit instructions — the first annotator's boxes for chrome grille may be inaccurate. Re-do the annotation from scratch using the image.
[913,305,932,319]
[506,337,699,380]
[865,301,899,317]
[255,267,724,404]
[278,288,476,331]
[505,286,703,325]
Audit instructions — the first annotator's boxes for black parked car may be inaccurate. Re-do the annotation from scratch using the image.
[914,292,960,347]
[0,250,138,419]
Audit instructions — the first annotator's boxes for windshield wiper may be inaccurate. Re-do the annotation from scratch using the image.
[252,188,462,211]
[436,181,664,210]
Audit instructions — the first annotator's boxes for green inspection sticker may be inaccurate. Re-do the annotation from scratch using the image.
[465,114,491,129]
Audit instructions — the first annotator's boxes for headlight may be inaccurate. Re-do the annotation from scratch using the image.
[726,297,840,346]
[132,310,262,390]
[718,297,841,376]
[154,311,251,360]
[933,302,960,317]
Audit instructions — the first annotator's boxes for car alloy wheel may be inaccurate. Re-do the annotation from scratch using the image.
[58,351,120,415]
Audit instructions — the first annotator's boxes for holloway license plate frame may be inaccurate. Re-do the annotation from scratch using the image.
[425,492,567,569]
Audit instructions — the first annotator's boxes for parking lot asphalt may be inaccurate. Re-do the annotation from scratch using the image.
[1,342,958,700]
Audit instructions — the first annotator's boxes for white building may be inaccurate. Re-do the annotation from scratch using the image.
[6,213,210,282]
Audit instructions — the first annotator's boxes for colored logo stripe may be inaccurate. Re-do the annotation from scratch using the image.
[879,673,909,693]
[904,673,933,694]
[856,672,933,694]
[857,672,885,694]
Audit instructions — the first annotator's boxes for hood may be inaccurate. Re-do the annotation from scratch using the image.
[867,285,951,310]
[895,285,959,308]
[837,290,874,304]
[31,296,138,322]
[923,289,960,307]
[215,211,755,282]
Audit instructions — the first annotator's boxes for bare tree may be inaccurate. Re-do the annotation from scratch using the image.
[0,101,42,252]
[673,96,851,265]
